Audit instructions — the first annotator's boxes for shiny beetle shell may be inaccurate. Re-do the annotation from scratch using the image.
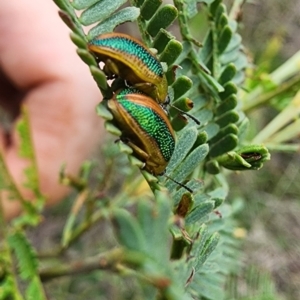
[88,33,168,105]
[107,88,175,175]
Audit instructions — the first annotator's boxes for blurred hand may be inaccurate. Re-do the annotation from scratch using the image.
[0,0,103,219]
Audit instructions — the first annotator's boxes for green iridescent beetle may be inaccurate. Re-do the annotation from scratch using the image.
[107,88,175,176]
[88,33,169,105]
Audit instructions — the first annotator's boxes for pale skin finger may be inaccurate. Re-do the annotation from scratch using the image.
[0,0,103,219]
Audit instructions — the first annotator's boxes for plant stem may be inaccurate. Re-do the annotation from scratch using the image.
[174,0,223,98]
[61,207,108,252]
[264,143,300,152]
[252,90,300,143]
[38,205,109,258]
[129,0,152,46]
[242,50,300,111]
[0,196,24,300]
[173,0,202,47]
[242,72,300,112]
[19,107,45,207]
[267,119,300,144]
[39,248,144,282]
[0,152,27,206]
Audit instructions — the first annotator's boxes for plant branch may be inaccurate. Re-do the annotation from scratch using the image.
[267,119,300,144]
[173,0,202,47]
[0,196,24,299]
[63,207,108,250]
[40,247,173,292]
[39,248,145,282]
[174,0,217,98]
[0,152,27,206]
[264,143,300,152]
[129,0,152,46]
[242,72,300,112]
[252,90,300,143]
[242,50,300,111]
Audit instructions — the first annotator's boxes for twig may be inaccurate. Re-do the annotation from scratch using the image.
[39,248,144,282]
[243,73,300,112]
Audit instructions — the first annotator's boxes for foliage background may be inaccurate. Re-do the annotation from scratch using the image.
[37,0,300,299]
[1,0,299,299]
[226,0,300,299]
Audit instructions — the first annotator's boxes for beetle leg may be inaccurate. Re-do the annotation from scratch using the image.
[133,82,156,95]
[116,137,149,162]
[103,59,120,79]
[124,140,150,162]
[120,138,158,173]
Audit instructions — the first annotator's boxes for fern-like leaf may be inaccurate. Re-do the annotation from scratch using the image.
[8,231,47,300]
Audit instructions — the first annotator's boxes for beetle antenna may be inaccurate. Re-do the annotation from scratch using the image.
[169,105,200,125]
[163,174,193,193]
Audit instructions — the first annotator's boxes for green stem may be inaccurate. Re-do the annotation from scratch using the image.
[20,107,46,208]
[242,72,300,112]
[242,50,300,111]
[39,249,123,282]
[129,0,152,46]
[268,119,300,144]
[264,143,300,152]
[0,152,27,206]
[39,248,144,282]
[210,12,219,79]
[0,197,24,300]
[61,207,108,252]
[273,155,300,196]
[174,0,222,97]
[173,0,202,47]
[252,91,300,143]
[174,0,206,75]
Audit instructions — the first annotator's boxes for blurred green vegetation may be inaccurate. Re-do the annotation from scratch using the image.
[165,1,300,299]
[227,1,300,299]
[42,1,300,299]
[1,1,299,299]
[44,1,300,299]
